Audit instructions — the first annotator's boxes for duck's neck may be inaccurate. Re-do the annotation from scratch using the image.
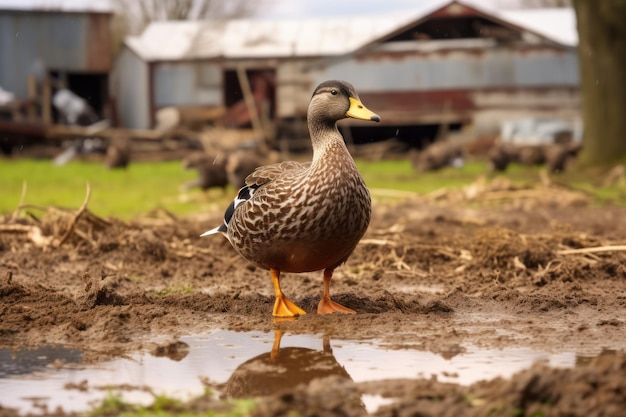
[308,118,349,164]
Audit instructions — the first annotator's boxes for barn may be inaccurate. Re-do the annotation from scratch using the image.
[112,0,579,146]
[0,4,113,121]
[112,15,405,131]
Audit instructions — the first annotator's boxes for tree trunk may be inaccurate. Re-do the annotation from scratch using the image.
[573,0,626,166]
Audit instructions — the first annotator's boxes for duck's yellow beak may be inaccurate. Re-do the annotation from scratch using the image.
[346,97,381,122]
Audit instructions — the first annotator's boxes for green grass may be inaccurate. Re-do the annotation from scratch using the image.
[0,159,234,219]
[1,157,624,220]
[357,159,485,193]
[358,158,626,205]
[89,390,256,417]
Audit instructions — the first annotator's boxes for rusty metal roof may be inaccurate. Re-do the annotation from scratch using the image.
[499,8,577,47]
[125,13,415,61]
[0,0,111,13]
[124,0,578,62]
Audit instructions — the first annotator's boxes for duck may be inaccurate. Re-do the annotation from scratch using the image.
[181,151,229,192]
[201,80,380,317]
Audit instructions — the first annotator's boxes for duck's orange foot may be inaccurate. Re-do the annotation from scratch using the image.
[317,297,356,315]
[273,295,306,317]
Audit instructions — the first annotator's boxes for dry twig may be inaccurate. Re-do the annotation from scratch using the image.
[557,245,626,255]
[57,183,92,246]
[359,239,396,246]
[9,180,28,223]
[1,182,109,249]
[0,223,53,246]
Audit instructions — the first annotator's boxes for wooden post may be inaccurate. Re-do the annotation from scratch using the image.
[236,65,264,139]
[436,100,451,142]
[27,75,37,121]
[41,76,52,125]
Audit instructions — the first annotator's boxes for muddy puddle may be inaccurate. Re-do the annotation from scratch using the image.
[0,329,587,414]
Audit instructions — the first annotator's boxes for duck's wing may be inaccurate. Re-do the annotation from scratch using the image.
[244,161,311,187]
[200,161,311,238]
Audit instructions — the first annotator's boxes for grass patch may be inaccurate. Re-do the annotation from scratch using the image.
[357,159,485,194]
[569,181,626,205]
[1,157,624,219]
[0,159,234,219]
[89,390,256,417]
[148,285,195,297]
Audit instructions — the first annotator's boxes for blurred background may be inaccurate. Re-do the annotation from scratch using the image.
[0,0,624,217]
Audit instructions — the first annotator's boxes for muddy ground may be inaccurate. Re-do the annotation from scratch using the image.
[0,178,625,416]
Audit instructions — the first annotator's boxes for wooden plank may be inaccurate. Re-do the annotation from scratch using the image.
[236,65,264,139]
[45,125,164,140]
[27,75,37,121]
[41,77,51,125]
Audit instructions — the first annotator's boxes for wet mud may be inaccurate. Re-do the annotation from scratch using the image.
[0,182,625,416]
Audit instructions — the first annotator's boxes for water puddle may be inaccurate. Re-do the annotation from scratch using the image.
[0,330,579,414]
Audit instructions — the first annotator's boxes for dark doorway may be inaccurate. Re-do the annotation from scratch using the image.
[349,123,462,149]
[49,70,108,123]
[222,68,276,128]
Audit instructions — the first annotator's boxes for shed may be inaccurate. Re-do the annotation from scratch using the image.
[113,15,409,130]
[0,5,113,119]
[307,1,580,142]
[113,0,580,144]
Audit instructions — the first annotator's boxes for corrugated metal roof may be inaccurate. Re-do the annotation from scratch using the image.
[125,14,413,61]
[124,1,578,62]
[442,1,577,47]
[499,8,577,47]
[0,0,111,13]
[370,0,577,48]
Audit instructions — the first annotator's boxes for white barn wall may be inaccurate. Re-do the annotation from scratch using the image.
[114,48,150,129]
[152,62,222,109]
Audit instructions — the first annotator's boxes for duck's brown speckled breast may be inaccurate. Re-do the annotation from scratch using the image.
[227,145,371,272]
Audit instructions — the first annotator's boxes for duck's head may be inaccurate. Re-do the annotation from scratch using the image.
[308,80,381,126]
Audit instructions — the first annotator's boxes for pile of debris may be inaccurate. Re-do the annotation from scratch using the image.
[488,117,583,173]
[488,142,581,173]
[181,139,281,193]
[409,140,466,172]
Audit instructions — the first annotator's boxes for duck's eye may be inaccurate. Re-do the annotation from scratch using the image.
[330,89,338,95]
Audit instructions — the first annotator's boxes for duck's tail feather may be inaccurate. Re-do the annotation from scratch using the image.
[201,185,255,238]
[200,224,227,237]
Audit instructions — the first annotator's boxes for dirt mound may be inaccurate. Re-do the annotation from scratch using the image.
[1,190,626,415]
[361,351,626,417]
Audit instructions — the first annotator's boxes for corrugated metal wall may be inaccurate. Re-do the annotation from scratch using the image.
[152,62,221,109]
[276,60,315,119]
[120,44,580,129]
[291,44,581,126]
[0,10,112,99]
[114,48,149,130]
[115,58,223,129]
[314,47,578,92]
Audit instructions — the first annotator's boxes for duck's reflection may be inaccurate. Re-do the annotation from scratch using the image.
[219,330,352,398]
